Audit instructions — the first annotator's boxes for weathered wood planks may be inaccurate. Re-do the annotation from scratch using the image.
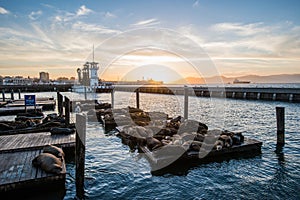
[0,132,75,153]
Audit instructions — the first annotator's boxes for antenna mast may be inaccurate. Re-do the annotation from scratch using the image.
[92,44,94,63]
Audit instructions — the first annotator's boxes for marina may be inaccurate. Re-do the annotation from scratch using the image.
[0,87,297,199]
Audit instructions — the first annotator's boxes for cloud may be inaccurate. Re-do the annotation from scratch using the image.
[76,5,93,16]
[131,18,160,27]
[0,6,9,14]
[104,11,116,19]
[193,0,200,8]
[72,21,121,34]
[211,22,269,36]
[53,5,93,23]
[29,10,42,20]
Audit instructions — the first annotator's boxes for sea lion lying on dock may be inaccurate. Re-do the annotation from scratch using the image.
[0,123,14,131]
[50,127,75,135]
[32,153,63,174]
[43,145,65,159]
[146,137,163,151]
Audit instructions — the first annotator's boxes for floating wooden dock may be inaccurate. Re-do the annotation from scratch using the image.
[0,149,66,194]
[0,106,43,116]
[0,132,75,194]
[3,98,56,110]
[0,132,75,153]
[140,137,262,175]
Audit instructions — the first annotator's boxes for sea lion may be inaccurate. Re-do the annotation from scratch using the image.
[0,123,14,131]
[232,132,244,145]
[43,145,65,158]
[32,153,63,174]
[50,127,75,135]
[214,140,224,151]
[219,135,233,148]
[146,137,163,151]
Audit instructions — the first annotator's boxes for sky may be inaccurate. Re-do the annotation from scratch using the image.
[0,0,300,82]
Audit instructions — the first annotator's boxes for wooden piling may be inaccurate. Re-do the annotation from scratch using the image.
[65,96,70,126]
[75,114,86,200]
[136,89,140,109]
[184,86,188,119]
[57,92,63,116]
[10,89,14,100]
[2,90,5,102]
[84,87,87,100]
[276,107,285,146]
[18,89,21,99]
[111,89,115,109]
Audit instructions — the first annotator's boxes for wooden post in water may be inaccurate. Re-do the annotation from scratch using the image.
[57,92,63,116]
[18,89,21,99]
[10,89,14,100]
[111,89,115,109]
[65,96,70,126]
[184,85,188,119]
[2,90,5,102]
[84,87,87,100]
[75,114,86,200]
[136,89,140,109]
[276,107,285,146]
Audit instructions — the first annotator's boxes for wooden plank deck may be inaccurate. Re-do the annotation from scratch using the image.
[0,106,43,116]
[4,99,56,111]
[0,132,75,153]
[0,149,66,193]
[0,131,72,193]
[140,137,262,175]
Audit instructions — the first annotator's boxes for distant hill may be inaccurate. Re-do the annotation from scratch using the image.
[171,74,300,84]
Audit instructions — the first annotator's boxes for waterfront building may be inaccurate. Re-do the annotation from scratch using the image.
[39,72,49,83]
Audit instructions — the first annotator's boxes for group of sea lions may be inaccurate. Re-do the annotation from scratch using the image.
[117,112,245,154]
[32,145,65,174]
[91,106,168,128]
[0,113,73,134]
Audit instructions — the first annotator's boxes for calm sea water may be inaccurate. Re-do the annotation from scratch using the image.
[4,85,300,200]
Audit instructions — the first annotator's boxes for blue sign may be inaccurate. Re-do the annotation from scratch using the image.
[24,95,36,106]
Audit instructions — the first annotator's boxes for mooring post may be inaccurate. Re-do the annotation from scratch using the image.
[184,85,188,119]
[84,87,87,100]
[18,89,21,99]
[276,107,285,146]
[136,89,140,109]
[10,89,14,100]
[57,92,63,116]
[75,114,86,200]
[2,90,5,102]
[65,96,70,126]
[111,89,115,109]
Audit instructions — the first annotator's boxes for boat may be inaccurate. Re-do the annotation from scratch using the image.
[233,79,251,84]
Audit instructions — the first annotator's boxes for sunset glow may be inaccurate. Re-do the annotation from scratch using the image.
[0,1,299,80]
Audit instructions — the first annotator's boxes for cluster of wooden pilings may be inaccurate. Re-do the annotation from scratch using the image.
[114,86,300,102]
[57,92,86,199]
[0,84,73,92]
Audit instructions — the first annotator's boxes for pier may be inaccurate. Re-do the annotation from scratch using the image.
[115,85,300,102]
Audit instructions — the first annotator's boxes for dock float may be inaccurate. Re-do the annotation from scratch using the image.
[0,132,75,153]
[0,106,43,116]
[0,132,75,194]
[0,149,66,194]
[140,137,262,175]
[3,98,56,111]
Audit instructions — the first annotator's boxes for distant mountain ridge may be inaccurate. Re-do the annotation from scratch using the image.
[172,74,300,84]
